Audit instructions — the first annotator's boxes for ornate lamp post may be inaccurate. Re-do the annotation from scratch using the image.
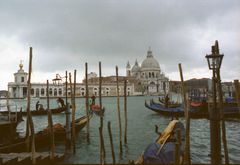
[205,41,223,164]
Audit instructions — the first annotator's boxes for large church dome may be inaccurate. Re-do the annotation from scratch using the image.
[141,49,160,71]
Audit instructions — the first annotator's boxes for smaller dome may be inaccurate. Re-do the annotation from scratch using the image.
[131,60,141,73]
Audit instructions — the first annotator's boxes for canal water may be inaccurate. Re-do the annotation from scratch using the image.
[11,96,240,164]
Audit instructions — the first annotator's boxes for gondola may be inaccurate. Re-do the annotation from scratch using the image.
[134,120,185,164]
[0,106,66,116]
[0,114,92,153]
[90,104,105,117]
[36,113,93,143]
[145,100,206,118]
[158,97,182,108]
[152,99,182,108]
[145,100,240,119]
[0,113,24,152]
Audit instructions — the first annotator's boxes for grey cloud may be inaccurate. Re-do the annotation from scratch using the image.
[0,0,239,83]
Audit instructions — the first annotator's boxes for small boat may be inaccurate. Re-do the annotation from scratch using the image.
[158,97,182,108]
[36,113,92,143]
[0,114,92,153]
[0,106,66,116]
[90,104,105,117]
[0,113,24,151]
[146,100,240,119]
[135,120,185,164]
[145,100,206,118]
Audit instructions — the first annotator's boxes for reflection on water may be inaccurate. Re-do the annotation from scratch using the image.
[8,96,240,164]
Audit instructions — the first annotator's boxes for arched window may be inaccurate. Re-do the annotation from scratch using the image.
[31,88,34,96]
[149,72,151,78]
[58,88,62,96]
[54,88,57,96]
[41,88,45,96]
[49,88,53,96]
[152,72,154,78]
[36,88,40,97]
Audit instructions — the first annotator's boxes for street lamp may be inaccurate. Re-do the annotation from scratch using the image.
[205,40,223,165]
[52,74,63,86]
[205,46,224,70]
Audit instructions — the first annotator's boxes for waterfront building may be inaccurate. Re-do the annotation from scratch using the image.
[8,62,134,99]
[126,48,169,95]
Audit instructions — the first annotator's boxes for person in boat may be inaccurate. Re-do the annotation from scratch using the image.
[57,97,65,107]
[165,94,169,108]
[36,101,44,111]
[36,101,40,110]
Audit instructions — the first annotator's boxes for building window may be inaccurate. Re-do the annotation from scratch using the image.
[54,88,57,96]
[31,88,34,96]
[59,88,62,95]
[41,88,45,96]
[21,77,24,82]
[49,88,53,96]
[36,88,40,97]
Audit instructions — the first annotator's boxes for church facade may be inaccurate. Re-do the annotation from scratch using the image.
[126,48,169,95]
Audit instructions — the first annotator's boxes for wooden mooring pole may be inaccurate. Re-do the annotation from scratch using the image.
[85,62,90,143]
[124,79,128,144]
[178,63,190,165]
[99,126,105,164]
[116,66,123,154]
[99,61,106,163]
[216,65,229,164]
[47,80,55,160]
[99,61,103,127]
[65,72,71,150]
[108,121,116,164]
[234,80,240,111]
[26,47,36,164]
[70,70,77,153]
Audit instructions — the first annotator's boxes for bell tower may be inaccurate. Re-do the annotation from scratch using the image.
[126,61,131,77]
[14,60,28,84]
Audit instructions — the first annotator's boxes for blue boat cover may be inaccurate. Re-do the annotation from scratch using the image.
[143,122,185,164]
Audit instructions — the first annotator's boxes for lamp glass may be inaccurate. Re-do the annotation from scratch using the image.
[205,54,223,70]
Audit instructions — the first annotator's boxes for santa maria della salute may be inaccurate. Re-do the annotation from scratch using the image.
[7,48,169,98]
[126,47,169,95]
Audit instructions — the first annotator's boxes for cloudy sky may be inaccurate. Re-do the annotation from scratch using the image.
[0,0,239,89]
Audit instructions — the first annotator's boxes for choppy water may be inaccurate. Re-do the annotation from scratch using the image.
[8,96,240,164]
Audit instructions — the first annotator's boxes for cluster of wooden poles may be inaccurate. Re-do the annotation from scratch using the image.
[177,63,240,164]
[14,46,240,165]
[96,63,129,164]
[23,47,129,164]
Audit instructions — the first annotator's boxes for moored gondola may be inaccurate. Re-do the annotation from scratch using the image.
[145,100,240,119]
[0,106,66,116]
[134,120,185,164]
[0,114,92,153]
